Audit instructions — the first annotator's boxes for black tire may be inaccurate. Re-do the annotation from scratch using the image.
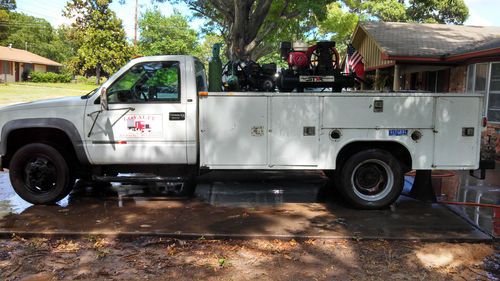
[9,143,74,204]
[336,149,403,209]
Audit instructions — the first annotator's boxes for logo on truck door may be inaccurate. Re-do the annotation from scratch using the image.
[119,114,162,138]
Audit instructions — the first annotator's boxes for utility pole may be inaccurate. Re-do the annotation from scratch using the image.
[134,0,138,47]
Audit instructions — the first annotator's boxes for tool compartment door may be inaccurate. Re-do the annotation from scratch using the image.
[434,96,481,168]
[270,96,320,166]
[199,96,268,168]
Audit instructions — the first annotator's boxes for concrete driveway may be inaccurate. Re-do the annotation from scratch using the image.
[0,171,492,241]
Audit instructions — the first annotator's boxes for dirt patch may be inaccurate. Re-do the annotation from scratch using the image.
[0,236,496,281]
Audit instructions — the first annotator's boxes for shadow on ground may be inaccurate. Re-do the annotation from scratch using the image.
[0,171,490,241]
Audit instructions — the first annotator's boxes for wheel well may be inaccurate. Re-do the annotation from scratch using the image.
[336,141,412,172]
[3,128,79,170]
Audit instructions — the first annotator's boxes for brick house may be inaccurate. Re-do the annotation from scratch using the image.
[0,45,62,83]
[351,21,500,157]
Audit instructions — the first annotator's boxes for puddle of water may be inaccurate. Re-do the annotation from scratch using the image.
[194,182,327,206]
[0,170,497,238]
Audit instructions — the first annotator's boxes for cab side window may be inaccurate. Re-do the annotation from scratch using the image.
[107,61,181,103]
[195,60,207,92]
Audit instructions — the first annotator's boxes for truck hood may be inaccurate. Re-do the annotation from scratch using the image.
[0,96,87,112]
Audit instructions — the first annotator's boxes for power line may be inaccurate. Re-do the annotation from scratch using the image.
[0,23,53,29]
[15,8,60,20]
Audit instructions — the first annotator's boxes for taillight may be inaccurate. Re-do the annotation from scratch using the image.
[482,116,488,127]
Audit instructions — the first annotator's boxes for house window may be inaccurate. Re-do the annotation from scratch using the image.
[489,63,500,123]
[466,62,500,123]
[475,63,488,93]
[1,61,8,75]
[466,64,474,92]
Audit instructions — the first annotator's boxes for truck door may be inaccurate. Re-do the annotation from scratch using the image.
[84,60,188,164]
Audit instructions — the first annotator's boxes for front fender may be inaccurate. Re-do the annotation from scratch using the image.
[0,118,90,165]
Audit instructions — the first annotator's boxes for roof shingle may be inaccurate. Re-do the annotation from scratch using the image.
[360,21,500,57]
[0,46,62,66]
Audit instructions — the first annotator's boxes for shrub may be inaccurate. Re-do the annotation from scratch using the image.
[29,71,72,83]
[75,75,107,85]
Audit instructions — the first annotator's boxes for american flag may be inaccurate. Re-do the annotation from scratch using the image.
[344,44,364,78]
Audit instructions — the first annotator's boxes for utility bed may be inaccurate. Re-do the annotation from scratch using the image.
[199,92,483,170]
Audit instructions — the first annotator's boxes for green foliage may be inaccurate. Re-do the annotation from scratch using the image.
[340,0,468,24]
[0,12,74,63]
[193,33,226,67]
[170,0,336,60]
[318,0,469,55]
[138,10,199,56]
[0,0,15,10]
[0,0,15,41]
[75,75,107,85]
[318,2,362,55]
[29,72,72,83]
[361,0,408,22]
[407,0,469,24]
[64,0,132,84]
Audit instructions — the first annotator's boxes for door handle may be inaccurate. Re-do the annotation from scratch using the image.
[169,112,185,120]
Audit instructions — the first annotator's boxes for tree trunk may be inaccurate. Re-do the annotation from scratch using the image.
[95,63,101,85]
[213,0,273,61]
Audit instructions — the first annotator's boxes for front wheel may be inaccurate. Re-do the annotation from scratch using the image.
[9,143,74,204]
[336,149,403,209]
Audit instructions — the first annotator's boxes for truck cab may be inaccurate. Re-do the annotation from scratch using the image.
[84,56,204,165]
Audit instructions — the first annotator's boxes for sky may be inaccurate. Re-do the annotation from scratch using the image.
[14,0,500,41]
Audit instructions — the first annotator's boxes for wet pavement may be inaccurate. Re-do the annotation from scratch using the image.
[0,171,493,241]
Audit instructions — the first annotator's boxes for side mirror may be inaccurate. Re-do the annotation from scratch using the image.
[100,87,109,110]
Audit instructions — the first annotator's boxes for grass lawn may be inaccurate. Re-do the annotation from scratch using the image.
[0,82,98,106]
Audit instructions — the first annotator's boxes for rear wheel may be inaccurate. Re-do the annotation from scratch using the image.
[9,143,74,204]
[336,149,403,209]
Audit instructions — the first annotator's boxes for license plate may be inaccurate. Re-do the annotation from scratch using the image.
[299,76,335,82]
[389,129,408,136]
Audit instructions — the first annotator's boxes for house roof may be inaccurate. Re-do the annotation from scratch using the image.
[357,21,500,58]
[0,46,62,66]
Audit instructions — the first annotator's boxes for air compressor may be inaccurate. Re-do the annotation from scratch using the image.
[222,60,277,92]
[277,41,355,92]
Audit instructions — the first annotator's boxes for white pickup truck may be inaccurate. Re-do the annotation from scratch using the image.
[0,55,489,209]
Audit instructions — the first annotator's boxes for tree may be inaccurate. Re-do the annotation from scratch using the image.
[167,0,336,61]
[0,0,15,10]
[138,10,199,56]
[0,12,74,63]
[193,33,226,67]
[341,0,468,24]
[0,0,16,42]
[317,2,361,54]
[64,0,132,84]
[319,0,469,55]
[407,0,469,24]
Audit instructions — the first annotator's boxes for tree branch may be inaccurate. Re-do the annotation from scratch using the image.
[247,0,273,40]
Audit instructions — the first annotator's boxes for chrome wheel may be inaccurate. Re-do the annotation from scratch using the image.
[350,159,394,202]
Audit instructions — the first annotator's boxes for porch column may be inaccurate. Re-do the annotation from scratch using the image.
[393,64,400,91]
[375,69,380,91]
